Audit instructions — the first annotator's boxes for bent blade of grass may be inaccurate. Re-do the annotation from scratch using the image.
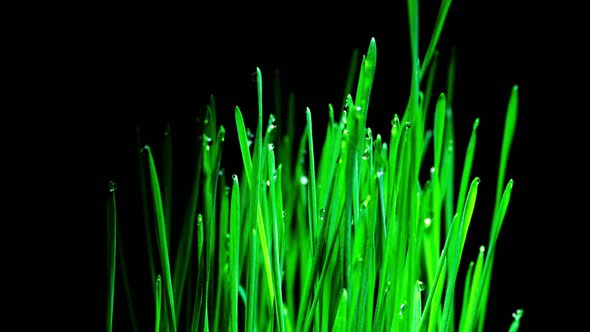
[144,145,177,331]
[106,181,117,332]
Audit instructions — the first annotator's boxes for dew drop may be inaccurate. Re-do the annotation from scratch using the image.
[300,176,309,185]
[417,280,425,291]
[232,174,238,181]
[268,114,277,131]
[109,180,117,192]
[319,208,326,221]
[399,302,407,318]
[424,218,432,228]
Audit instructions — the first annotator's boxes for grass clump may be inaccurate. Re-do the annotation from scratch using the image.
[106,1,523,331]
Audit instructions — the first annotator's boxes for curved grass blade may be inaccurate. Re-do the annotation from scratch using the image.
[144,145,177,331]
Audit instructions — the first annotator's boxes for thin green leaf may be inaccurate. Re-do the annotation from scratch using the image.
[144,145,177,331]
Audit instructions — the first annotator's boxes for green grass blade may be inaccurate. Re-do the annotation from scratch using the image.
[457,118,479,217]
[163,123,173,245]
[354,37,377,128]
[459,261,474,331]
[306,108,318,248]
[246,229,258,331]
[267,147,286,331]
[172,132,202,315]
[508,309,523,332]
[434,93,446,170]
[446,48,456,107]
[459,246,484,331]
[342,49,359,108]
[420,0,453,80]
[235,106,253,186]
[136,132,158,301]
[144,145,177,331]
[230,175,240,332]
[155,274,162,332]
[106,181,117,332]
[495,86,518,208]
[441,178,479,332]
[423,51,439,119]
[331,289,348,331]
[116,229,138,332]
[471,180,514,331]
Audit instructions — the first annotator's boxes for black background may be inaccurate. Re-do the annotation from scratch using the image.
[57,0,586,330]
